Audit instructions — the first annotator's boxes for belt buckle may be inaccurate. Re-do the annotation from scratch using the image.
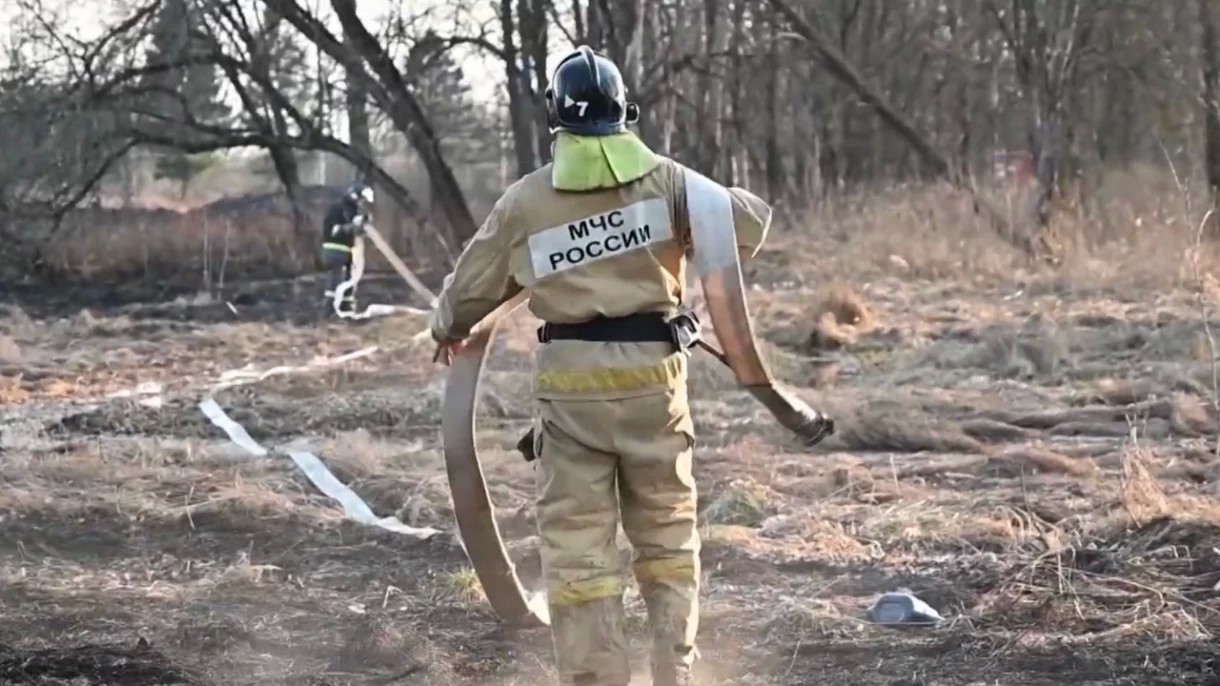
[537,323,550,344]
[670,311,701,351]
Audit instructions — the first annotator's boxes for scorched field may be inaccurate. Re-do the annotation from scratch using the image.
[2,228,1220,686]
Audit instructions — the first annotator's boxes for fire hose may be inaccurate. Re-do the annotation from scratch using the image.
[372,169,835,627]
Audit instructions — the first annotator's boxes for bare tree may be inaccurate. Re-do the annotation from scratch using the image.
[7,0,1220,282]
[1202,0,1220,205]
[985,0,1101,232]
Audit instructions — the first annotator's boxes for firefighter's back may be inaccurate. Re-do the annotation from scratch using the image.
[497,158,692,401]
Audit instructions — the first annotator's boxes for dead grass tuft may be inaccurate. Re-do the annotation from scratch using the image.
[807,284,878,351]
[830,463,875,491]
[760,514,875,563]
[430,567,487,607]
[701,479,776,527]
[198,473,308,522]
[318,429,406,478]
[1115,466,1220,526]
[333,613,430,671]
[1121,438,1170,527]
[761,597,865,642]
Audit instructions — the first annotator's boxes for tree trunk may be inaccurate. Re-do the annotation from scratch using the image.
[722,0,746,186]
[636,0,658,147]
[1202,0,1220,205]
[695,0,722,176]
[520,0,551,166]
[344,55,371,172]
[765,17,784,198]
[266,110,306,237]
[500,0,538,177]
[322,0,478,246]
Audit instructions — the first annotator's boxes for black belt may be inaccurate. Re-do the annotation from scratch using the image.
[537,312,675,345]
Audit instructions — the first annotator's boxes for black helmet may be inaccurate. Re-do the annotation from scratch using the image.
[545,46,640,136]
[345,182,374,206]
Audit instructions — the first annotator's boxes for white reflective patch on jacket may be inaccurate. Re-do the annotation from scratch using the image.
[527,197,673,280]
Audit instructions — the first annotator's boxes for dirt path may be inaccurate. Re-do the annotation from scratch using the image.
[3,259,1220,685]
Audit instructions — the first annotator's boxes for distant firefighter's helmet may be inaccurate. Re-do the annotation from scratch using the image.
[346,182,375,206]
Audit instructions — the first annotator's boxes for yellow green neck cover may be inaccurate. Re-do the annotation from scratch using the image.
[551,131,661,191]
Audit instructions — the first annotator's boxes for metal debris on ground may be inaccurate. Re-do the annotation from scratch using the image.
[866,592,943,627]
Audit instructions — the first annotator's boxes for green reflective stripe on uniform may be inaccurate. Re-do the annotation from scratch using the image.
[534,354,684,394]
[551,131,661,191]
[322,242,352,252]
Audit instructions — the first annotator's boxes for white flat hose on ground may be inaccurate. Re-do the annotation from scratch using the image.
[198,344,440,540]
[199,396,441,540]
[211,346,380,392]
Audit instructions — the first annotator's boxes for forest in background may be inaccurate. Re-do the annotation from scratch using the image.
[2,0,1219,287]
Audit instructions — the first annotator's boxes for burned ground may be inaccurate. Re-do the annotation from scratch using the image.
[3,234,1220,685]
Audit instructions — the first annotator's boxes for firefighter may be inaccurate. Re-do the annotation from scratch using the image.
[429,46,788,686]
[321,182,374,315]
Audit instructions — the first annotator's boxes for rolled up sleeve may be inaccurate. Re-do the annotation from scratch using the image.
[726,186,772,261]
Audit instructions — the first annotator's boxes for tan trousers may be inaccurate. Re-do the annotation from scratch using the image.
[534,387,700,686]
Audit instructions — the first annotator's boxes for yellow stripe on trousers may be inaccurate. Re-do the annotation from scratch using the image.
[633,558,697,584]
[534,355,684,394]
[548,576,625,606]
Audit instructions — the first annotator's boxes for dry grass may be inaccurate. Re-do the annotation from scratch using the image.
[333,613,432,672]
[769,165,1220,297]
[431,567,488,607]
[318,429,406,478]
[701,478,776,527]
[42,206,307,283]
[9,168,1220,684]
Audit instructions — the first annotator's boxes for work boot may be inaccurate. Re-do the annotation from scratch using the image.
[650,652,695,686]
[642,585,698,686]
[549,596,631,686]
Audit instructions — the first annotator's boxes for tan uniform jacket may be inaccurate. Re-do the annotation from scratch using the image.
[429,157,771,401]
